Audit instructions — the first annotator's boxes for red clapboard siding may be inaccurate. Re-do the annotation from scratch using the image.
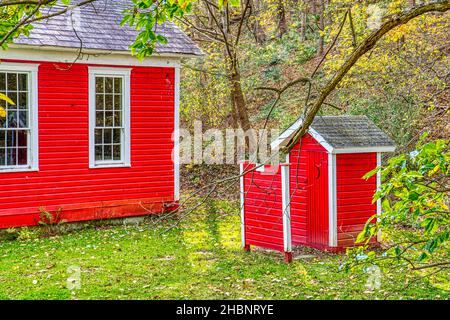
[288,134,328,246]
[0,60,175,228]
[242,163,284,252]
[336,153,377,247]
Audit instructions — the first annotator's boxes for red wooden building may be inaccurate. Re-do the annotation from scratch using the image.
[0,2,201,228]
[240,116,396,261]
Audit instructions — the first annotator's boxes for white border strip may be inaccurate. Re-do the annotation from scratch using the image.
[376,152,382,242]
[239,163,246,248]
[281,164,292,252]
[328,153,337,247]
[1,47,182,68]
[174,67,180,201]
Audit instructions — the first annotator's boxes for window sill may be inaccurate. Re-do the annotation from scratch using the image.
[0,167,38,173]
[89,162,131,169]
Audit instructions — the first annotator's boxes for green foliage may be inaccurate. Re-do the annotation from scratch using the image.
[344,135,449,274]
[38,207,66,236]
[121,0,194,59]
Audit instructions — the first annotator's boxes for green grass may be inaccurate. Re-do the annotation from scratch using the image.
[0,200,447,300]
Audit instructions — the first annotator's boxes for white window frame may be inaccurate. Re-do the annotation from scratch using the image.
[88,67,131,168]
[0,62,39,173]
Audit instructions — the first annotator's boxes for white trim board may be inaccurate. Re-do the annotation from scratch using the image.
[1,46,182,68]
[88,67,131,169]
[376,152,382,242]
[0,62,39,173]
[173,67,180,201]
[328,153,337,247]
[239,163,246,248]
[281,164,292,252]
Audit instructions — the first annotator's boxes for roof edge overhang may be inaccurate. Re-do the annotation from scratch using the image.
[1,44,202,67]
[9,43,204,58]
[271,117,396,154]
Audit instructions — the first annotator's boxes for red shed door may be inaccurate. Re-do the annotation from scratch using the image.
[306,151,329,246]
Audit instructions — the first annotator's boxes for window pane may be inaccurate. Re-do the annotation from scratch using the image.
[0,115,5,129]
[7,92,17,108]
[0,131,4,147]
[17,147,27,165]
[95,129,102,144]
[105,78,113,93]
[0,91,6,108]
[103,145,112,160]
[114,78,122,94]
[95,77,104,93]
[7,110,17,128]
[18,74,27,91]
[6,130,14,147]
[95,94,104,110]
[7,73,17,91]
[104,129,112,144]
[18,111,28,128]
[96,111,104,127]
[95,145,103,161]
[6,147,16,166]
[0,148,5,166]
[17,130,27,147]
[113,129,121,144]
[113,144,121,160]
[18,92,28,109]
[105,111,113,126]
[114,94,122,110]
[0,73,5,91]
[105,94,113,110]
[113,111,122,127]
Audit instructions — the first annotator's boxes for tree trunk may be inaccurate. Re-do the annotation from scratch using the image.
[229,70,251,131]
[251,0,266,44]
[318,0,325,54]
[299,9,307,41]
[229,94,239,128]
[277,0,287,38]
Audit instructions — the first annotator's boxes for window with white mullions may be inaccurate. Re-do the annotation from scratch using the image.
[89,67,130,168]
[0,68,37,171]
[94,76,124,162]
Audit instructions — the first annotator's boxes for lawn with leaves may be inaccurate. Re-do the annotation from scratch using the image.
[0,200,447,300]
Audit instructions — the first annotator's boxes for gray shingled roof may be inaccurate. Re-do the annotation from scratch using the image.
[272,115,396,152]
[310,116,396,148]
[13,0,203,56]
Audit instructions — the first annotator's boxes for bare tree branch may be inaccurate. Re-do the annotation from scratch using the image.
[283,1,450,152]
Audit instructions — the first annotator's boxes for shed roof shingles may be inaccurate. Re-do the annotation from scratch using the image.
[14,0,202,56]
[311,116,396,149]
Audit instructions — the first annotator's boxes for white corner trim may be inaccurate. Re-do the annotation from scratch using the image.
[376,152,382,242]
[239,163,246,248]
[174,66,180,201]
[88,67,131,169]
[328,153,337,247]
[1,46,183,68]
[0,62,39,173]
[281,164,292,252]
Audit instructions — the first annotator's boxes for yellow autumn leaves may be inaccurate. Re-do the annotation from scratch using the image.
[0,92,15,118]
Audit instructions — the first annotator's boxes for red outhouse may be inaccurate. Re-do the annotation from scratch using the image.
[0,2,201,228]
[240,116,396,261]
